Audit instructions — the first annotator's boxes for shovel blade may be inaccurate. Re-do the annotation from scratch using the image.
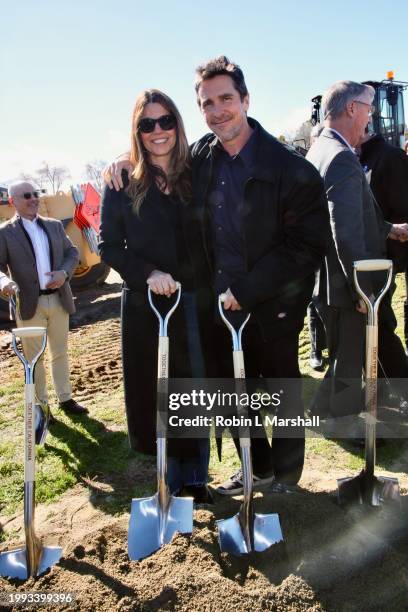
[128,494,193,560]
[217,512,283,555]
[0,545,62,580]
[338,473,400,506]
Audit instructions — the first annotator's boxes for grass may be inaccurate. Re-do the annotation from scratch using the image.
[0,274,407,525]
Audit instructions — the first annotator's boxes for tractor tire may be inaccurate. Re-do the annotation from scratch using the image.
[70,262,110,291]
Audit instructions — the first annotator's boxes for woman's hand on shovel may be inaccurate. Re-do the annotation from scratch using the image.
[222,288,242,311]
[147,270,178,297]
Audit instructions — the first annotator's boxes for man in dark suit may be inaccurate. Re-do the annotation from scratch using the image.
[306,81,408,420]
[0,181,87,415]
[360,133,408,357]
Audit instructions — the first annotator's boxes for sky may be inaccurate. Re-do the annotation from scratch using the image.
[1,0,408,187]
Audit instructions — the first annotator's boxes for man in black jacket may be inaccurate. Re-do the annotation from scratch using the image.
[360,133,408,274]
[105,56,329,492]
[190,56,328,492]
[359,132,408,382]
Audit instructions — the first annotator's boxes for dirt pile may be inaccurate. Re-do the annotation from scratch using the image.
[1,488,407,611]
[1,511,322,612]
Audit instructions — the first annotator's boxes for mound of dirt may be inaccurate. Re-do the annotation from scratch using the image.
[0,513,321,612]
[1,485,407,611]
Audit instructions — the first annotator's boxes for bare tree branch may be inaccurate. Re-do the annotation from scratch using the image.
[84,160,107,194]
[36,162,71,194]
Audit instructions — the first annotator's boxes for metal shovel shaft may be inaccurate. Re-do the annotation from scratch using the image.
[156,335,170,545]
[217,295,283,554]
[365,323,378,478]
[353,260,392,478]
[233,348,254,552]
[128,286,193,561]
[0,326,62,579]
[338,260,399,506]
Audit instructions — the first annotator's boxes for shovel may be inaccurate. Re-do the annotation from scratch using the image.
[337,259,400,506]
[216,295,283,555]
[9,289,50,445]
[128,284,193,561]
[0,326,62,579]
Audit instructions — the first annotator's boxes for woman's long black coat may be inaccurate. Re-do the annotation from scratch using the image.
[99,177,213,456]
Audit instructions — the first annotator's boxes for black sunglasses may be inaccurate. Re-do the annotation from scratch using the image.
[138,114,176,133]
[20,191,40,200]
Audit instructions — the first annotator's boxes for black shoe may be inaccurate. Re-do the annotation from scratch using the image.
[48,410,57,425]
[216,469,275,496]
[309,350,324,371]
[59,399,88,415]
[181,484,214,505]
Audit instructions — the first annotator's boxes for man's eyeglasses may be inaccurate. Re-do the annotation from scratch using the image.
[138,114,176,133]
[353,100,375,116]
[18,191,40,200]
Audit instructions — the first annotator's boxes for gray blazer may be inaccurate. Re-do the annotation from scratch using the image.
[306,128,390,308]
[0,215,79,319]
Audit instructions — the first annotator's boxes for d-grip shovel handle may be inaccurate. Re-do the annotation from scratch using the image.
[218,294,251,449]
[148,283,181,338]
[12,327,47,372]
[13,327,47,339]
[354,259,393,272]
[353,259,393,326]
[11,327,47,485]
[218,294,250,354]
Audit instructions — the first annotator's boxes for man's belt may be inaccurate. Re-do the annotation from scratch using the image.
[39,289,58,295]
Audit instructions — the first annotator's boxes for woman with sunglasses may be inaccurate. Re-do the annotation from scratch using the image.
[99,90,212,503]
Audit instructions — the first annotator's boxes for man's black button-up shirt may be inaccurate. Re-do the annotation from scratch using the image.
[208,125,258,296]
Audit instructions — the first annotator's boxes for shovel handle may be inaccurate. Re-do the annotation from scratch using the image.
[233,350,245,379]
[25,384,36,483]
[354,259,393,272]
[353,259,393,325]
[11,328,47,375]
[218,294,250,351]
[148,283,181,337]
[12,327,47,339]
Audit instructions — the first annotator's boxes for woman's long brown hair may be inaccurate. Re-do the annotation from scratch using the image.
[127,89,191,211]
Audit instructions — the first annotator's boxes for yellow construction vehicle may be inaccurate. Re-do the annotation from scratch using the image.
[311,71,408,149]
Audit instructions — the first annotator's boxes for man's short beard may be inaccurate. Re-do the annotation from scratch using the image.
[216,124,241,143]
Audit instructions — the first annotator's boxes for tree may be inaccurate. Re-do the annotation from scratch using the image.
[84,160,107,194]
[293,121,313,150]
[36,162,71,194]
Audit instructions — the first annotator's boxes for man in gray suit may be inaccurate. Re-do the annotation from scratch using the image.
[0,181,88,415]
[306,81,408,419]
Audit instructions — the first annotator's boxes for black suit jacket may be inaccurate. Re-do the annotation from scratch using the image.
[360,134,408,272]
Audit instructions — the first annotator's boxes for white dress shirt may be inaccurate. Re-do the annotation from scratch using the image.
[21,216,52,290]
